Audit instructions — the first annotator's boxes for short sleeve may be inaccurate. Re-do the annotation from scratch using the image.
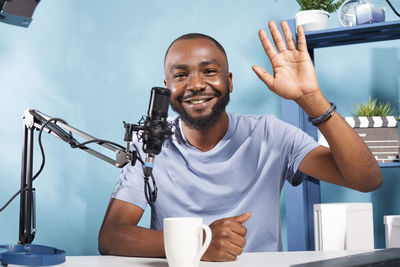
[269,117,320,186]
[111,141,148,210]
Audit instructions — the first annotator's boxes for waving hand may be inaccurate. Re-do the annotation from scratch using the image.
[252,21,320,101]
[252,21,383,196]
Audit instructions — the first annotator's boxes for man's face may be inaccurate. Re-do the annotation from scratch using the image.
[164,38,232,130]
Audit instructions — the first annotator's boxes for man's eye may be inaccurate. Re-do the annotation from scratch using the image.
[173,73,186,79]
[204,69,216,75]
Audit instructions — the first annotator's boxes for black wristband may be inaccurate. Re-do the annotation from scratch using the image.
[308,102,337,126]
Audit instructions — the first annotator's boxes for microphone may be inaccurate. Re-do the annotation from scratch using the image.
[142,87,172,177]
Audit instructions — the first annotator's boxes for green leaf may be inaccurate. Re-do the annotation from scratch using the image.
[296,0,346,12]
[352,97,396,117]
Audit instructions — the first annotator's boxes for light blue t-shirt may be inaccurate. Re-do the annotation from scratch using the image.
[112,112,319,252]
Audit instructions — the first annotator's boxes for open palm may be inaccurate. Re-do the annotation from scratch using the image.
[253,21,320,101]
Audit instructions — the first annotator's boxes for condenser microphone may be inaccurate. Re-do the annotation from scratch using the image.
[142,87,172,177]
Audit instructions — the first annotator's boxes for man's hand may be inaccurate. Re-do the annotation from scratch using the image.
[252,21,319,101]
[202,212,251,262]
[251,21,382,193]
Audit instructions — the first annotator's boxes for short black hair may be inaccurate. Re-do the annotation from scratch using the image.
[164,33,228,64]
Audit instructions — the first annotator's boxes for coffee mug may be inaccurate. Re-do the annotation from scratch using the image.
[164,217,212,267]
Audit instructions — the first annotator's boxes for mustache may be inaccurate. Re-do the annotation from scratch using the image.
[179,91,221,102]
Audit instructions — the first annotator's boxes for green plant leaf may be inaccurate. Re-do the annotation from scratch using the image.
[296,0,346,12]
[352,97,395,117]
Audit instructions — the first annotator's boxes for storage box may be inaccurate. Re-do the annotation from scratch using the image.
[384,215,400,248]
[314,203,374,251]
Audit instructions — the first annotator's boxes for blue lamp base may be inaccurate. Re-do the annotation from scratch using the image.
[0,244,65,266]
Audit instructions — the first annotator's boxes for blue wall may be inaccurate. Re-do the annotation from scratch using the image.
[0,0,399,255]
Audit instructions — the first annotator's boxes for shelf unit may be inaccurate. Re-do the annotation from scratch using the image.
[282,19,400,251]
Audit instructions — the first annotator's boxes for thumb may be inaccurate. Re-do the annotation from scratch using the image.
[232,212,251,224]
[252,65,274,90]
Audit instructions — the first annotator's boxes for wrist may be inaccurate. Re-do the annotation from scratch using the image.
[308,102,336,126]
[295,89,331,118]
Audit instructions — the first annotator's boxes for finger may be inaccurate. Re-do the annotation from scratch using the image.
[252,65,274,90]
[229,231,247,248]
[222,252,237,262]
[229,221,248,236]
[219,237,244,258]
[281,21,296,51]
[232,212,251,224]
[226,242,243,258]
[268,20,286,53]
[296,25,308,52]
[258,29,278,62]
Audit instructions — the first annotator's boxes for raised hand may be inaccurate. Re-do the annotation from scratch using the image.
[202,212,251,262]
[252,21,320,102]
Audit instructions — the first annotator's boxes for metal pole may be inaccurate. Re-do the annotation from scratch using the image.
[25,127,34,243]
[18,125,28,244]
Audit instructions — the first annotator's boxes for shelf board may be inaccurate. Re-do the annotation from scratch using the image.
[305,20,400,50]
[379,162,400,168]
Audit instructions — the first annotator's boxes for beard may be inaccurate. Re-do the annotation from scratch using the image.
[170,86,230,130]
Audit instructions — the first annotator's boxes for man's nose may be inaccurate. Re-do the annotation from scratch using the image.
[187,73,206,91]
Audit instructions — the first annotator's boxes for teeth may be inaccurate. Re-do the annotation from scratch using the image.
[190,99,207,104]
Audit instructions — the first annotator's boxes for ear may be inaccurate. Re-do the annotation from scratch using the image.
[228,72,233,93]
[163,79,167,88]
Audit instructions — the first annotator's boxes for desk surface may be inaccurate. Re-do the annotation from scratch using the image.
[8,250,372,267]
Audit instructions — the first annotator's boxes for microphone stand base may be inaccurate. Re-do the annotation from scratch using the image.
[0,244,65,266]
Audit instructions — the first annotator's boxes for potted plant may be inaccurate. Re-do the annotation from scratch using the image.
[295,0,346,31]
[345,97,399,163]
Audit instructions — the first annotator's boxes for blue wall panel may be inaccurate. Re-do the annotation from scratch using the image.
[0,0,399,255]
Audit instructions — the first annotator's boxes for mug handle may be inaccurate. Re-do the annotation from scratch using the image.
[195,224,212,263]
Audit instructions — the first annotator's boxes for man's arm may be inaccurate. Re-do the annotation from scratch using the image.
[252,21,382,192]
[297,96,382,192]
[98,198,250,261]
[98,198,165,257]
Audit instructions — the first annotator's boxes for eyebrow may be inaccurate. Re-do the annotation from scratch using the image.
[169,59,222,73]
[200,59,221,67]
[169,64,188,73]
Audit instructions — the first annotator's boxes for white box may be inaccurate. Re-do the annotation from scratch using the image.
[314,203,374,251]
[384,215,400,248]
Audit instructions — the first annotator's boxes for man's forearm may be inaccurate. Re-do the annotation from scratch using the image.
[98,224,165,257]
[296,90,382,192]
[317,112,382,191]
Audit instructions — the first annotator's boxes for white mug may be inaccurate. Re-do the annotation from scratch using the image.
[164,217,212,267]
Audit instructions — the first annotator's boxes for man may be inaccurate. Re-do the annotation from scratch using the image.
[98,21,382,262]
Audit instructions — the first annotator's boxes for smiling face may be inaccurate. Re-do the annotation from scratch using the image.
[164,37,232,130]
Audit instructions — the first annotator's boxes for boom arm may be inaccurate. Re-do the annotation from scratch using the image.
[19,109,138,244]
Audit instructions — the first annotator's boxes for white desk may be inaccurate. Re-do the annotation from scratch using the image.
[12,250,370,267]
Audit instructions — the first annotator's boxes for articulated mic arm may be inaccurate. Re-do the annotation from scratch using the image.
[16,87,171,245]
[18,109,139,244]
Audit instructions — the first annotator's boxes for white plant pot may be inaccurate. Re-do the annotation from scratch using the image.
[295,10,329,32]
